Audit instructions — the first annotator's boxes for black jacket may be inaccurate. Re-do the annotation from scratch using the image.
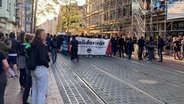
[9,39,19,55]
[71,39,79,50]
[37,43,49,68]
[118,38,125,47]
[158,38,165,50]
[138,38,145,48]
[32,40,50,68]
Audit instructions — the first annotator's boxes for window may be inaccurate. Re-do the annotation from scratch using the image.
[123,8,126,16]
[178,22,184,30]
[117,8,122,19]
[172,23,178,30]
[0,0,2,7]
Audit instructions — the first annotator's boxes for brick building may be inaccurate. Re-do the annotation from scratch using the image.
[85,0,132,35]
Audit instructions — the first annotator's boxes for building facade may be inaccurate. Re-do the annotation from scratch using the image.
[39,17,58,35]
[85,0,184,38]
[0,0,16,33]
[16,0,33,33]
[85,0,132,35]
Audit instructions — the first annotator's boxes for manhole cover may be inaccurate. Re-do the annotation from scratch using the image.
[138,79,158,84]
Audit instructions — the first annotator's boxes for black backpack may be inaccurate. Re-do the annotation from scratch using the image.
[17,43,26,56]
[26,45,37,71]
[52,39,58,47]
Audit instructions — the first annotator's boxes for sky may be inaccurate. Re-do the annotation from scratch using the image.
[37,0,86,25]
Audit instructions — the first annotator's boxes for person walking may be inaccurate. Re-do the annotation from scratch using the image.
[8,32,19,78]
[144,38,149,59]
[17,32,27,92]
[173,37,181,60]
[23,34,33,104]
[70,36,79,62]
[111,35,116,55]
[147,37,155,62]
[51,35,58,63]
[118,35,126,58]
[0,51,9,104]
[0,32,12,60]
[137,37,145,60]
[126,38,134,60]
[180,36,184,60]
[31,29,50,104]
[165,37,172,55]
[113,36,119,56]
[157,36,165,62]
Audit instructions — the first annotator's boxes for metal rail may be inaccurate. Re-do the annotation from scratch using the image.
[59,55,108,104]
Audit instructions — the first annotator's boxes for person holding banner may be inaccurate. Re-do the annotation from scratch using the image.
[70,36,79,62]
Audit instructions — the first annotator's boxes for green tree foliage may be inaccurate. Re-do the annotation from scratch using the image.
[53,0,83,34]
[35,0,57,27]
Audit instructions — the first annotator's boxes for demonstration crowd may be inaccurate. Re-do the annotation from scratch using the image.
[0,29,61,104]
[69,33,184,61]
[110,35,184,61]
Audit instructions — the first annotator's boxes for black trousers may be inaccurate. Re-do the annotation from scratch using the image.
[158,48,163,61]
[114,46,125,57]
[71,49,78,60]
[0,72,7,104]
[119,46,125,57]
[138,47,144,60]
[19,68,26,88]
[23,70,32,103]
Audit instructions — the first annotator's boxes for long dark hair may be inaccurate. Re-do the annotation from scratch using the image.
[20,32,25,43]
[32,29,45,44]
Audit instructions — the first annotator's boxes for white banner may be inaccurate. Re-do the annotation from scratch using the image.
[76,37,111,55]
[167,0,184,20]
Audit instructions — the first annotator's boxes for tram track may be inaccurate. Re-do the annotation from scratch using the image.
[60,55,167,104]
[58,55,108,104]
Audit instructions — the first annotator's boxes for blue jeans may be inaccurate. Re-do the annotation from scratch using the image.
[148,49,154,61]
[127,50,132,60]
[52,48,57,63]
[31,66,48,104]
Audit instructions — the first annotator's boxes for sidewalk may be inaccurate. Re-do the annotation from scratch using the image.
[4,68,64,104]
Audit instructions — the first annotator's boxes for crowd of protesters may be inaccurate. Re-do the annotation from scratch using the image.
[110,34,184,62]
[0,29,60,104]
[68,33,184,62]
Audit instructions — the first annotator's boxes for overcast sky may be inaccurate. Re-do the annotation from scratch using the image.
[37,0,86,25]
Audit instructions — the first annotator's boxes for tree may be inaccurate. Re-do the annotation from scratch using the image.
[32,0,57,32]
[54,0,83,35]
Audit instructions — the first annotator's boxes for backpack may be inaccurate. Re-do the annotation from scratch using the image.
[17,43,26,56]
[52,39,58,47]
[26,45,37,71]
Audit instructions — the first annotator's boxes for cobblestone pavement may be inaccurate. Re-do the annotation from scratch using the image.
[52,54,184,104]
